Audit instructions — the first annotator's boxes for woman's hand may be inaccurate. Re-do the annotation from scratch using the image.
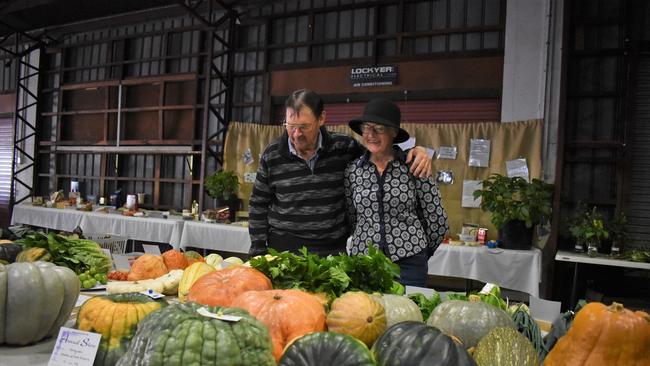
[406,146,432,178]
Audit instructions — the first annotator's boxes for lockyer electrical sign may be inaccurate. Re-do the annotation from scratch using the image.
[350,65,398,87]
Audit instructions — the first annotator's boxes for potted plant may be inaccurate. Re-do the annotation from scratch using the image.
[607,211,628,255]
[473,174,554,249]
[204,170,241,221]
[568,204,609,256]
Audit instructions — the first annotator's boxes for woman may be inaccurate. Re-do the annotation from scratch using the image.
[344,98,448,286]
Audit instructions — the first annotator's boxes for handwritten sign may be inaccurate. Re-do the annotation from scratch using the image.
[142,244,161,255]
[48,327,101,366]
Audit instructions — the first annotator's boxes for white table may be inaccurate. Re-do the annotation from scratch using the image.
[429,245,542,297]
[179,220,250,253]
[555,250,650,308]
[11,205,185,249]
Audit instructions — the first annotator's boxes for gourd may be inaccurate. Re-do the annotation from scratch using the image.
[473,327,538,366]
[187,266,272,307]
[107,269,183,295]
[280,332,375,366]
[15,247,51,262]
[427,300,515,348]
[76,293,167,366]
[116,302,276,366]
[177,261,216,302]
[372,293,423,327]
[0,261,80,345]
[544,302,650,366]
[161,249,188,270]
[326,291,386,347]
[231,289,327,361]
[372,321,477,366]
[127,254,168,281]
[0,243,23,263]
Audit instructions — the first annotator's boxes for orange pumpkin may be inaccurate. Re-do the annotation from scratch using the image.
[162,249,188,270]
[544,302,650,366]
[127,254,168,281]
[326,291,387,347]
[231,289,327,361]
[187,266,272,307]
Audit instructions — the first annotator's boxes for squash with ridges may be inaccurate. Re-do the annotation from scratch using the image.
[473,327,538,366]
[280,332,375,366]
[372,293,423,327]
[327,291,386,347]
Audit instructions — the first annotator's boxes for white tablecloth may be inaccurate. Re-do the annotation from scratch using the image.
[11,205,185,249]
[179,221,250,253]
[429,245,542,297]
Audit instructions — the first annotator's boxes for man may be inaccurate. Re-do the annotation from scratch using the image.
[248,89,431,257]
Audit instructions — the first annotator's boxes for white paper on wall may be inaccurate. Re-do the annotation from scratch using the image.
[462,180,483,208]
[468,139,491,167]
[506,158,530,181]
[437,146,458,160]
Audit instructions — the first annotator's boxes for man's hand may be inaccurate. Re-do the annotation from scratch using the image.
[406,146,432,178]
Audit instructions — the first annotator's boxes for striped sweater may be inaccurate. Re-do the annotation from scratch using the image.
[248,127,362,253]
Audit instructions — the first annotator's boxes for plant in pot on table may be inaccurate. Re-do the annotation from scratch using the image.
[473,173,554,249]
[204,170,241,222]
[568,203,609,256]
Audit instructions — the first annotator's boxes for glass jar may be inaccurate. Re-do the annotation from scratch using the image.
[587,241,598,257]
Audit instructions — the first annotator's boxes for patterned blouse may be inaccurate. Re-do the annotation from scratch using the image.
[344,149,448,262]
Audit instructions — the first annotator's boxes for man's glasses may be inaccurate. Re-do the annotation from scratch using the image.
[283,122,313,132]
[360,122,388,134]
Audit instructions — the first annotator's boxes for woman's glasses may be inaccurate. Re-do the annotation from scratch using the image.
[360,123,388,134]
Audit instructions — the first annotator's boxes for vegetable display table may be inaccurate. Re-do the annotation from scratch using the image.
[555,250,650,308]
[179,220,250,253]
[11,204,185,249]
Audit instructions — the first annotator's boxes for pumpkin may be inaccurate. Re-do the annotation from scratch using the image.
[183,250,204,264]
[473,327,538,366]
[205,253,223,268]
[231,289,327,361]
[15,247,51,262]
[0,243,23,263]
[161,249,188,270]
[280,332,375,366]
[116,302,276,366]
[76,293,167,366]
[544,302,650,366]
[0,261,80,345]
[177,261,216,302]
[127,254,168,281]
[187,266,272,307]
[326,291,387,347]
[427,300,515,349]
[372,321,477,366]
[372,293,423,327]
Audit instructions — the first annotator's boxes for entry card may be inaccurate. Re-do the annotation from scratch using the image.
[48,327,101,366]
[112,254,132,270]
[142,244,162,255]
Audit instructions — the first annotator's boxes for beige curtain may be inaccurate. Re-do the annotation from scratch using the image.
[224,119,543,240]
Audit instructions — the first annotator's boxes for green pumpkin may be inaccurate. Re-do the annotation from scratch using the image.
[0,243,23,263]
[473,327,539,366]
[0,261,80,345]
[16,247,52,262]
[427,300,515,349]
[372,294,423,327]
[372,321,477,366]
[279,332,375,366]
[116,302,275,366]
[76,293,167,366]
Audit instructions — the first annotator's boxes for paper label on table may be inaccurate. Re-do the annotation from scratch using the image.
[48,327,101,366]
[461,180,482,208]
[196,307,242,322]
[437,146,458,160]
[112,254,132,270]
[140,289,165,300]
[142,244,161,255]
[75,294,93,308]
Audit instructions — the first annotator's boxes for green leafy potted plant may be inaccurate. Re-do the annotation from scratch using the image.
[607,211,628,255]
[204,170,241,221]
[473,174,554,249]
[568,204,608,256]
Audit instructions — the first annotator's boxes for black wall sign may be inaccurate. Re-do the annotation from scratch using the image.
[350,65,398,87]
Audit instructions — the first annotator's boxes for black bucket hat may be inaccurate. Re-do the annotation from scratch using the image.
[349,98,410,143]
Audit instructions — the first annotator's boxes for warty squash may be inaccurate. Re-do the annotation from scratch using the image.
[0,261,80,345]
[187,265,272,307]
[177,261,216,302]
[543,302,650,366]
[76,292,167,366]
[231,289,327,361]
[326,291,387,347]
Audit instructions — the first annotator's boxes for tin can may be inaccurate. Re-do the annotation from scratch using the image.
[477,228,488,245]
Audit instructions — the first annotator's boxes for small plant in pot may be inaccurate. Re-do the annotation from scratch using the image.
[568,203,609,256]
[473,174,554,249]
[607,211,628,256]
[204,170,241,222]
